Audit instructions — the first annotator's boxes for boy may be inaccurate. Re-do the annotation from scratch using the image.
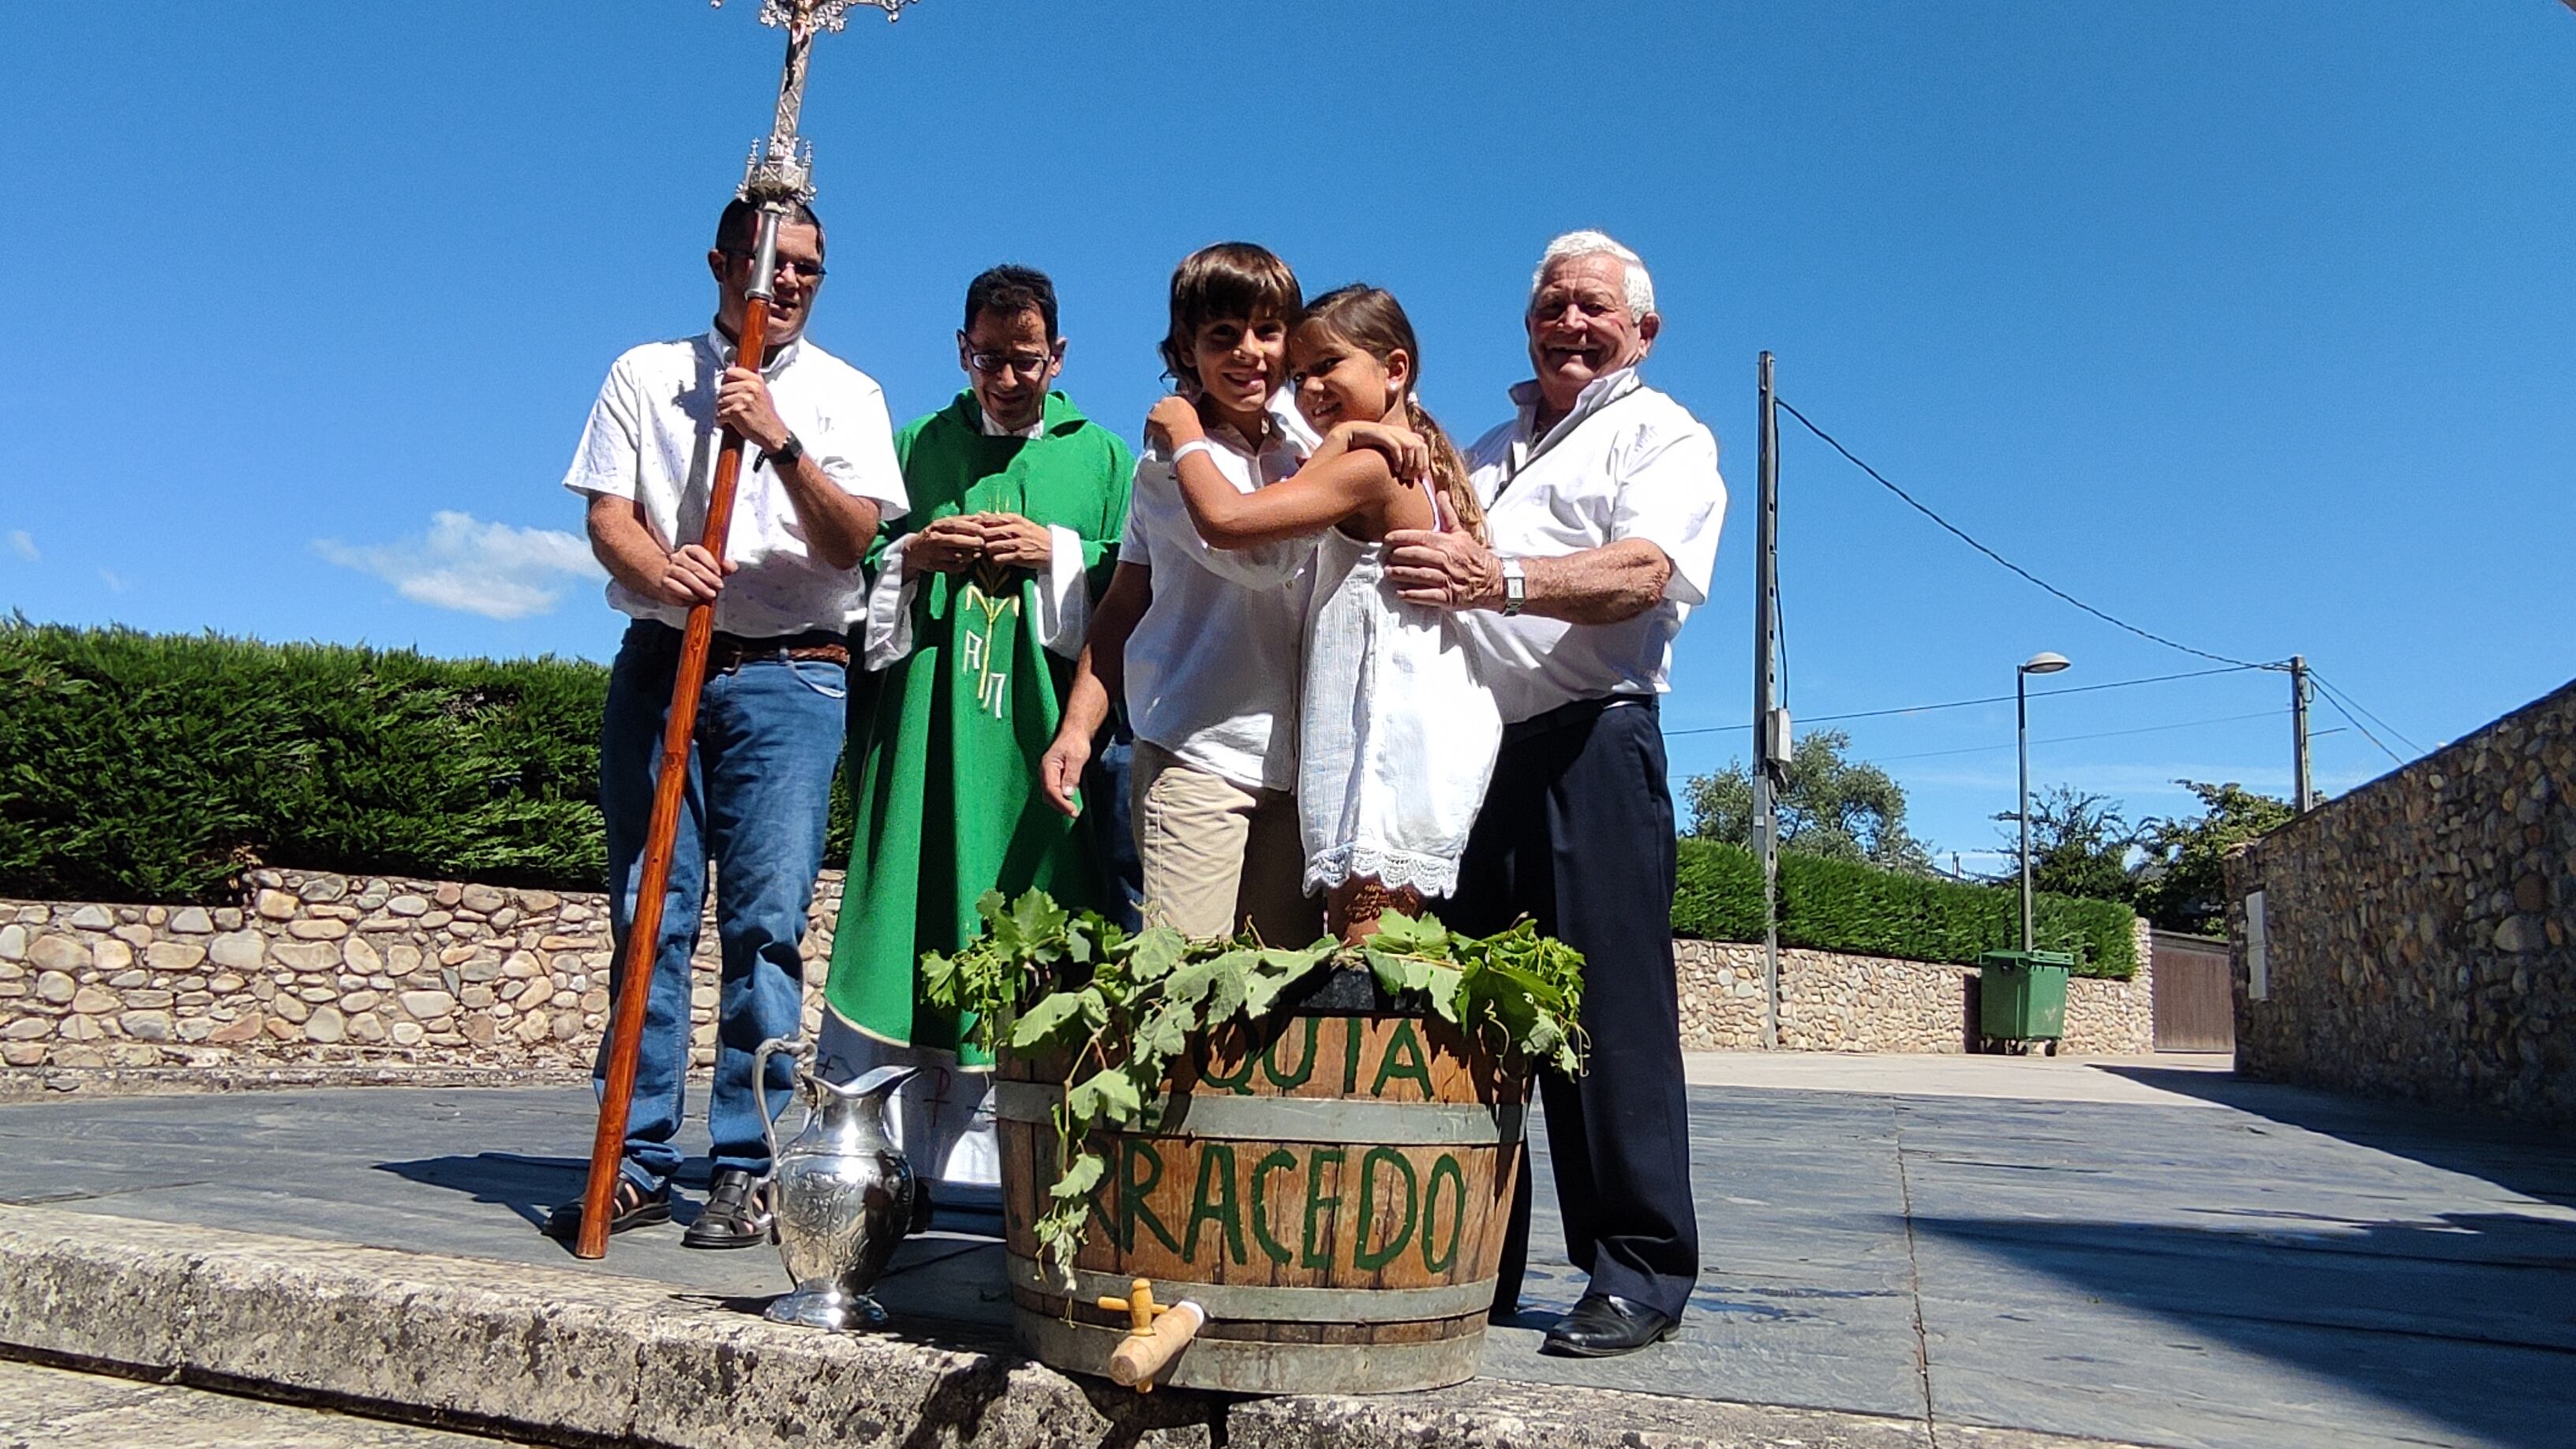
[1039,243,1318,942]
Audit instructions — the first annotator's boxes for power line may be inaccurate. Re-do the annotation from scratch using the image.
[1664,664,2267,739]
[2307,681,2407,766]
[1868,709,2284,763]
[1773,398,2286,673]
[2307,669,2423,756]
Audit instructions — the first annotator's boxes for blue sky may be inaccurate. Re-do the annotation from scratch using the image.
[2,2,2570,865]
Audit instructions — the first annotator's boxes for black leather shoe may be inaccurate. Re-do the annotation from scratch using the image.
[682,1169,773,1250]
[1541,1294,1682,1357]
[541,1178,669,1241]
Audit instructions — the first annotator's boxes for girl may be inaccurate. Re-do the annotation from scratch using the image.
[1148,285,1502,942]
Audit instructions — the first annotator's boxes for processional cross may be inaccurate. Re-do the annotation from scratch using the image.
[575,0,921,1263]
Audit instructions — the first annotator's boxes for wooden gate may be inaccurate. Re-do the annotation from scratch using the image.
[2151,930,2234,1052]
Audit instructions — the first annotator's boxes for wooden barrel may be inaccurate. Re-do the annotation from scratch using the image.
[998,970,1526,1394]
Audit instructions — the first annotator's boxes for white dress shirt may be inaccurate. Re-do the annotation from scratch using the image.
[1460,368,1727,724]
[1118,398,1320,792]
[562,330,908,638]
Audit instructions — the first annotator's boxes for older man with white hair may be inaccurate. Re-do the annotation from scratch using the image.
[1385,229,1721,1357]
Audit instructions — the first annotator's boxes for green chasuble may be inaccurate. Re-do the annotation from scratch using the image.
[826,389,1132,1065]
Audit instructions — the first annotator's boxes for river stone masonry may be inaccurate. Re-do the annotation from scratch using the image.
[1675,916,2153,1054]
[1,867,2153,1077]
[0,869,844,1074]
[2226,676,2574,1123]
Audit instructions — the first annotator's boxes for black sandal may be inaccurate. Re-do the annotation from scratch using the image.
[542,1177,671,1241]
[682,1169,773,1250]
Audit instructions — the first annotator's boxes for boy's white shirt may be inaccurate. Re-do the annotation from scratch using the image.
[1116,393,1321,793]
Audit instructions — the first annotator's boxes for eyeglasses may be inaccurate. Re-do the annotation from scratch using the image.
[964,348,1056,379]
[720,249,826,281]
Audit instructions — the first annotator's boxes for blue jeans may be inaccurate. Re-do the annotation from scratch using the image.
[1085,721,1145,933]
[596,620,847,1190]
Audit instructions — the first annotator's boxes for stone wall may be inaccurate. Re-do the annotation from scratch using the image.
[0,868,843,1076]
[2,866,2155,1079]
[2225,679,2575,1123]
[1676,916,2154,1054]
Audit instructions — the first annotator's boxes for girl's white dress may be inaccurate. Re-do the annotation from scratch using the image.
[1297,493,1503,900]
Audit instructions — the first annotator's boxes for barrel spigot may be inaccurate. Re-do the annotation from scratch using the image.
[1098,1278,1206,1393]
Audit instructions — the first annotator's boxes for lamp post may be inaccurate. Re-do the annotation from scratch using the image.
[2016,652,2071,952]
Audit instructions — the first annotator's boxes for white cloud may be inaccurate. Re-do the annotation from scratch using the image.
[314,511,602,621]
[6,530,35,562]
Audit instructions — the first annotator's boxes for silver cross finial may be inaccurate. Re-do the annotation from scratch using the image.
[716,0,923,32]
[712,0,923,206]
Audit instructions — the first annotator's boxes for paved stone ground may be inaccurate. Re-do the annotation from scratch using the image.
[1,1056,2570,1449]
[0,1357,535,1447]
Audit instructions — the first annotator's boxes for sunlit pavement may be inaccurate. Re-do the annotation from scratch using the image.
[2,1058,2570,1449]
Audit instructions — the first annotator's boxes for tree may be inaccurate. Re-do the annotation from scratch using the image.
[2132,781,2298,934]
[1993,785,2142,904]
[1686,728,1930,871]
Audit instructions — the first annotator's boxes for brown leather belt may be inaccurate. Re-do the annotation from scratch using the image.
[704,631,850,676]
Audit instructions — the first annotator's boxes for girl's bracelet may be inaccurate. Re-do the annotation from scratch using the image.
[1171,439,1216,466]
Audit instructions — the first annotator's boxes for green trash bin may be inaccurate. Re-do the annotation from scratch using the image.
[1978,950,2072,1054]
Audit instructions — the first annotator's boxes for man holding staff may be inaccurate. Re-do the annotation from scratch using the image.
[545,199,906,1249]
[1386,230,1721,1356]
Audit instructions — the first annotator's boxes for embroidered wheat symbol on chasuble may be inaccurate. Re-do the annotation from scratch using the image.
[959,563,1023,720]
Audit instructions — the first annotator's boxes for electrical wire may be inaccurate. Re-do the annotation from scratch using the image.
[2306,682,2407,767]
[1773,578,1790,714]
[1774,398,2286,673]
[1664,663,2267,739]
[1868,708,2284,763]
[2307,670,2423,756]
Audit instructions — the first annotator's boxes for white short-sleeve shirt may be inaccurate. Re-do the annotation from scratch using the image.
[1118,398,1320,792]
[1459,369,1726,724]
[561,330,908,638]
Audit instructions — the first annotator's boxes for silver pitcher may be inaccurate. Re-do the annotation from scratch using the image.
[753,1036,918,1331]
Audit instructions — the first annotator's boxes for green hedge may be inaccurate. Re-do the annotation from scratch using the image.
[1673,838,2136,979]
[1,622,616,902]
[0,623,858,905]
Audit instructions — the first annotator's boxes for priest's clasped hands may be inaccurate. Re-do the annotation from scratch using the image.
[904,512,1053,578]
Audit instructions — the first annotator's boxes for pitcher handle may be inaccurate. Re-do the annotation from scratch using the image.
[751,1033,806,1178]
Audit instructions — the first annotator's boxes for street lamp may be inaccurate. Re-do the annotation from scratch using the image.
[2016,652,2072,952]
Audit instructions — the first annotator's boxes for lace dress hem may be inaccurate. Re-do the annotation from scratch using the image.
[1303,844,1462,900]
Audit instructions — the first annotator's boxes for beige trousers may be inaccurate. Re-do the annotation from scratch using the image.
[1130,739,1320,945]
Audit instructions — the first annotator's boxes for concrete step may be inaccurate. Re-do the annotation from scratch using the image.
[0,1206,2142,1449]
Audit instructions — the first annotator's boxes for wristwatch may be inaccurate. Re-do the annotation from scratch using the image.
[763,432,806,473]
[1499,557,1526,616]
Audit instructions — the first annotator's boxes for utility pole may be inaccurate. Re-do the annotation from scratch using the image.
[2290,654,2314,812]
[1754,353,1782,1048]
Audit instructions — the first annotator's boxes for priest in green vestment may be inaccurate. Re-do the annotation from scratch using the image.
[817,266,1132,1199]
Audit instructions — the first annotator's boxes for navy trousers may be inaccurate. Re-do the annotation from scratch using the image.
[1449,695,1701,1320]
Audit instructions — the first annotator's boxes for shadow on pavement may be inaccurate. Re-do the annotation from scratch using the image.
[1914,1208,2576,1449]
[367,1151,732,1236]
[2094,1065,2576,1208]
